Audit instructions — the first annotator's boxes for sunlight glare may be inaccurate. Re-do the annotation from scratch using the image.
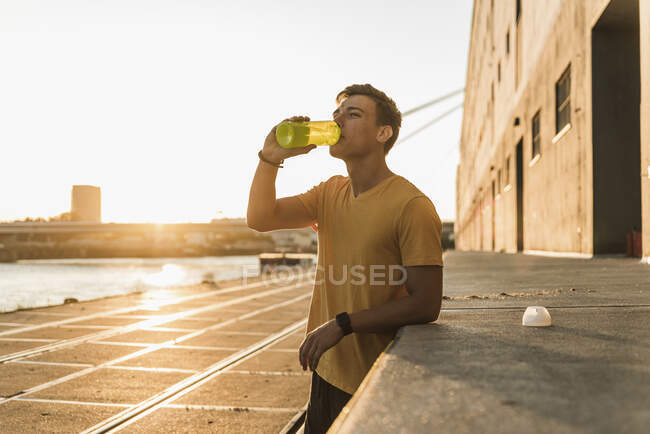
[142,264,186,288]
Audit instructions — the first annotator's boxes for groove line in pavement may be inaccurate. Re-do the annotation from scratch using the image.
[13,397,302,413]
[226,370,310,376]
[15,398,132,408]
[164,404,300,413]
[85,341,151,348]
[9,360,311,376]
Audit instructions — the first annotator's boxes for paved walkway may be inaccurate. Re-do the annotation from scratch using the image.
[0,274,313,433]
[332,251,650,434]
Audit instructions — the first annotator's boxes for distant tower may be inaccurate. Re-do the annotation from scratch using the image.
[71,185,101,222]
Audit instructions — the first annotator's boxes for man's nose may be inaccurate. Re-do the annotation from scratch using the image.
[333,113,344,128]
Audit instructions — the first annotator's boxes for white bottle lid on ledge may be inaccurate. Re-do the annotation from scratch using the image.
[522,306,552,327]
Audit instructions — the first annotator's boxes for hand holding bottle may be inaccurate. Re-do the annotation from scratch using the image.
[261,116,317,165]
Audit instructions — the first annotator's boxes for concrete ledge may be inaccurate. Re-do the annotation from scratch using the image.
[523,250,593,259]
[330,307,650,434]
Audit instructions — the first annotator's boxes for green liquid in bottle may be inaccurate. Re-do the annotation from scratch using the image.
[276,121,341,148]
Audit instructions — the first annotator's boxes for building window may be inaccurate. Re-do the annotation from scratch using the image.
[506,30,510,54]
[555,64,571,133]
[532,110,541,159]
[497,169,502,193]
[498,61,501,82]
[505,156,511,186]
[516,0,522,24]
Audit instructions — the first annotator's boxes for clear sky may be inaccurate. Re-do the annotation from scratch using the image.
[0,0,473,223]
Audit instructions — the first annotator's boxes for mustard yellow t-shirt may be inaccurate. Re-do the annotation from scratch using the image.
[297,174,443,394]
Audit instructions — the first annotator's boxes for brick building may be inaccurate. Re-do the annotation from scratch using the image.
[456,0,649,261]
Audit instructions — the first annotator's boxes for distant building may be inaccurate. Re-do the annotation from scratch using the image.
[441,221,455,250]
[456,0,649,260]
[71,185,101,222]
[270,228,317,252]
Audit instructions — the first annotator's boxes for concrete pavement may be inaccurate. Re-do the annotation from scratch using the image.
[0,275,313,433]
[331,251,650,434]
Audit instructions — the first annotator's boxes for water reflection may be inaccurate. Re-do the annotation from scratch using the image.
[142,264,186,287]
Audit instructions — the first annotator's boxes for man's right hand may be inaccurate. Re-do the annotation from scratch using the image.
[248,114,319,232]
[260,115,317,165]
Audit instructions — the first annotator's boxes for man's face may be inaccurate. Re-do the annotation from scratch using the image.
[329,94,387,160]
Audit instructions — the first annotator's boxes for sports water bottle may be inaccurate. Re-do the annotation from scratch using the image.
[275,121,341,148]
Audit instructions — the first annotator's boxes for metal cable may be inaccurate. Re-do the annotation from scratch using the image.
[397,102,464,145]
[402,88,465,117]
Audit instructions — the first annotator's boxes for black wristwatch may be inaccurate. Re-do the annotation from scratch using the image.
[335,312,353,336]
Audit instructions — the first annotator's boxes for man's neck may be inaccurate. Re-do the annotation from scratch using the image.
[345,153,394,198]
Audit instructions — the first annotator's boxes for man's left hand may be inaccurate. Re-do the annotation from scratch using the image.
[299,319,345,371]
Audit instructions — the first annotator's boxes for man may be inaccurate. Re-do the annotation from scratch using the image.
[247,84,443,433]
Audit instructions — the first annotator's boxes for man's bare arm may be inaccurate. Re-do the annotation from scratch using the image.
[299,265,443,370]
[246,115,317,232]
[348,265,443,333]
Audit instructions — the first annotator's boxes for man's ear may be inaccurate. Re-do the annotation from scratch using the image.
[376,125,393,144]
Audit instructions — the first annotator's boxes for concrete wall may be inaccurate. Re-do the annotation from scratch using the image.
[642,0,650,260]
[457,0,589,253]
[457,0,647,258]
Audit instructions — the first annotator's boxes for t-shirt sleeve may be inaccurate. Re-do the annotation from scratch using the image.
[296,181,325,222]
[398,196,444,267]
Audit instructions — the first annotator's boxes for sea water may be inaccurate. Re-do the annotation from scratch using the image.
[0,256,262,313]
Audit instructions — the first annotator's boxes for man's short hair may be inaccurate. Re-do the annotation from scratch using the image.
[336,84,402,154]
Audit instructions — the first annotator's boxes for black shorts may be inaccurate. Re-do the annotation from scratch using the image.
[303,371,353,434]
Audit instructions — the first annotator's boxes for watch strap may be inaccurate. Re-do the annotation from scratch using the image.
[336,312,353,336]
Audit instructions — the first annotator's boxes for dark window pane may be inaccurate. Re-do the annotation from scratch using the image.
[532,111,541,158]
[555,64,571,132]
[557,75,570,105]
[557,102,571,132]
